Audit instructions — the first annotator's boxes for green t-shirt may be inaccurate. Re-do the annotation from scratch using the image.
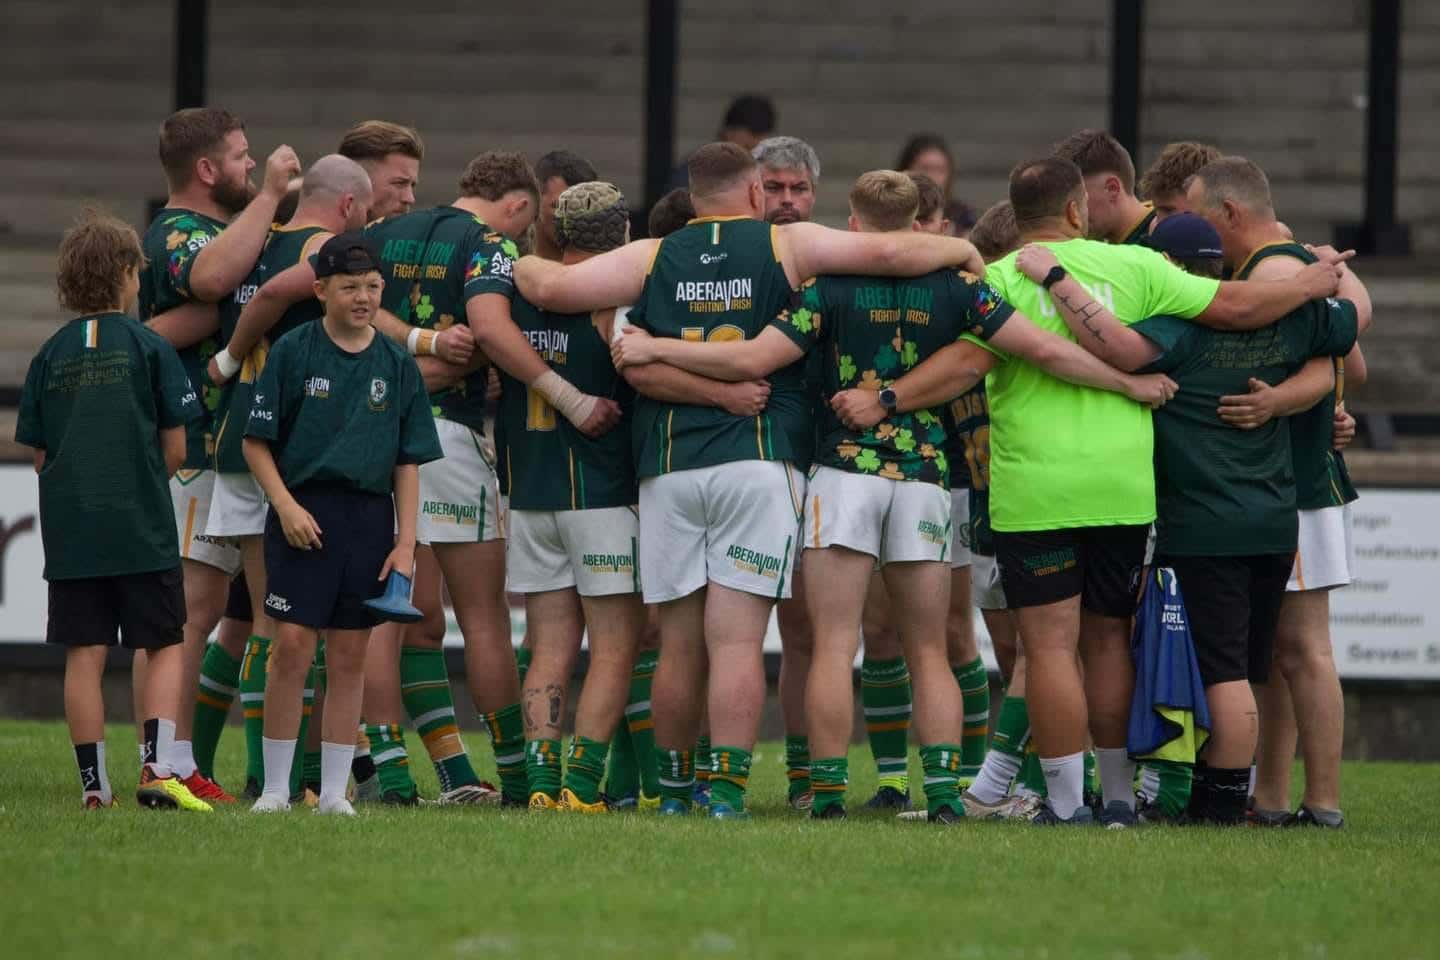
[965,237,1220,532]
[245,321,442,496]
[772,269,1013,488]
[213,225,328,473]
[364,206,519,433]
[1233,242,1359,510]
[496,299,636,510]
[1135,298,1358,557]
[628,217,809,476]
[139,207,226,469]
[16,313,201,580]
[1121,204,1158,246]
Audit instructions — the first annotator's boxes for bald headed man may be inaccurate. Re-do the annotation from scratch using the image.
[197,153,372,798]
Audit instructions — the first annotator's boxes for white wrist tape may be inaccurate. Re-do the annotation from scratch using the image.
[214,348,241,380]
[406,327,439,356]
[533,370,598,427]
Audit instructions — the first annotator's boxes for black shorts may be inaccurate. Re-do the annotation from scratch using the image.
[225,570,251,621]
[1157,553,1292,686]
[46,566,186,650]
[263,486,392,630]
[994,524,1150,618]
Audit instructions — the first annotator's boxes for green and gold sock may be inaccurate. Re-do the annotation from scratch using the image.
[954,657,990,783]
[239,636,270,787]
[400,646,480,792]
[367,722,417,800]
[695,735,713,787]
[481,703,527,803]
[809,756,848,815]
[1084,750,1099,799]
[526,738,562,801]
[626,650,660,798]
[192,642,240,780]
[708,745,752,812]
[605,725,639,800]
[861,656,912,792]
[784,735,811,801]
[657,747,694,810]
[919,743,965,817]
[1020,746,1047,797]
[515,646,533,687]
[563,736,610,805]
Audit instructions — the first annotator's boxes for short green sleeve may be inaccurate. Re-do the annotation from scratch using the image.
[1131,315,1198,375]
[15,350,46,449]
[152,337,201,428]
[397,355,443,466]
[1139,246,1221,320]
[462,228,519,303]
[769,277,824,350]
[171,220,222,300]
[951,270,1015,342]
[1312,297,1359,358]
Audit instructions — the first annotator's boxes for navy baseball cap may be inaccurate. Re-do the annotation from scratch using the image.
[1145,212,1223,260]
[313,232,382,278]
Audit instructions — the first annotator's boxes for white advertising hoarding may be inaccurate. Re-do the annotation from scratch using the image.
[0,466,1435,679]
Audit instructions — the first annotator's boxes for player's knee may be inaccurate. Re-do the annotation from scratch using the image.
[270,637,314,677]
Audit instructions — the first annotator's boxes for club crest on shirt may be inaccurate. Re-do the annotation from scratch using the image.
[368,377,390,411]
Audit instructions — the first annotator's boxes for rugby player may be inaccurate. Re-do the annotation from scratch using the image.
[532,151,598,262]
[205,155,374,798]
[1138,141,1222,223]
[140,107,299,802]
[516,143,991,817]
[1014,204,1368,824]
[612,169,1178,820]
[494,182,645,812]
[1184,159,1370,828]
[859,157,1348,825]
[1053,129,1156,243]
[646,188,696,238]
[361,152,622,807]
[339,120,423,221]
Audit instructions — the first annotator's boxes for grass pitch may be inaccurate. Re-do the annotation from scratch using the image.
[1,719,1436,959]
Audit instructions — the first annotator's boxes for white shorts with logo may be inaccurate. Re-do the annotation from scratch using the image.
[417,419,504,545]
[803,465,953,566]
[205,472,268,538]
[639,460,804,604]
[949,487,973,569]
[170,468,242,575]
[971,552,1008,610]
[1288,504,1355,592]
[507,506,641,597]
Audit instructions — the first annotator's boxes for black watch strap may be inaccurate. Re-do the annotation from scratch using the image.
[1041,264,1068,291]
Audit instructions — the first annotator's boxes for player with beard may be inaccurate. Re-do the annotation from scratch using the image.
[139,107,299,802]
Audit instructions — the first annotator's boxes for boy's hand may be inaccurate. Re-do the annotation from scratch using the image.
[278,500,323,549]
[379,540,415,581]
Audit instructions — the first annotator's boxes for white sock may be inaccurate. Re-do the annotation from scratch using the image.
[1040,751,1086,819]
[260,736,298,802]
[149,718,176,777]
[1096,747,1136,810]
[320,740,355,807]
[1138,764,1161,803]
[169,739,197,779]
[969,750,1023,804]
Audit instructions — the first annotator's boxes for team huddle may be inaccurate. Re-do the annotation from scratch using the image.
[22,107,1365,828]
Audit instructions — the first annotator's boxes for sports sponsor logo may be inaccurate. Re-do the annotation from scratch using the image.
[1024,547,1077,577]
[725,543,783,580]
[421,500,479,525]
[674,277,753,314]
[582,553,634,574]
[699,252,728,265]
[918,519,948,546]
[304,376,331,399]
[368,377,389,411]
[265,593,292,613]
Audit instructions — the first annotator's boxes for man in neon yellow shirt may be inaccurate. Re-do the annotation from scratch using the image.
[833,156,1347,824]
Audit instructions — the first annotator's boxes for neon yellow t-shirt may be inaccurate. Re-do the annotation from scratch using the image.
[964,238,1219,532]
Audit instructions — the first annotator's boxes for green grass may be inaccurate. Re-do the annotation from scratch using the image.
[1,719,1437,959]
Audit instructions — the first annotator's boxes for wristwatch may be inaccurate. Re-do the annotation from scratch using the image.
[1041,264,1068,291]
[878,387,898,412]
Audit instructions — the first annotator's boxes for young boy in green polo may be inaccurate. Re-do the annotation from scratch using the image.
[17,212,211,811]
[243,232,442,815]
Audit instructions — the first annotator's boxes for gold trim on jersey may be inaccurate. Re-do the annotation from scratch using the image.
[665,410,675,473]
[1232,240,1303,279]
[646,238,663,276]
[1122,202,1155,242]
[685,215,752,224]
[769,223,782,264]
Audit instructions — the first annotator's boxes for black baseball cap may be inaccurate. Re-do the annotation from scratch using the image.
[313,232,382,278]
[1145,212,1223,260]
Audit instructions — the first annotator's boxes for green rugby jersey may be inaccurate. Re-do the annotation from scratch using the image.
[772,268,1013,488]
[1234,242,1359,511]
[16,313,201,579]
[213,225,328,473]
[945,385,988,492]
[1121,203,1158,246]
[245,321,442,496]
[628,216,809,476]
[496,299,636,510]
[1134,298,1357,557]
[139,207,226,468]
[365,206,519,433]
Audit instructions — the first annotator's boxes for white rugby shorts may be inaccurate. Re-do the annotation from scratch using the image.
[171,468,242,575]
[417,419,505,544]
[802,465,953,566]
[507,506,641,597]
[1288,504,1354,592]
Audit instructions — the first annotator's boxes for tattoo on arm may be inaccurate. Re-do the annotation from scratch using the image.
[1057,291,1106,343]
